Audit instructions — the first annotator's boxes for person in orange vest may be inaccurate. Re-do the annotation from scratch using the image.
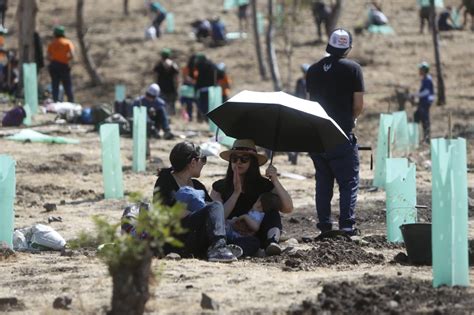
[216,62,231,102]
[47,26,75,102]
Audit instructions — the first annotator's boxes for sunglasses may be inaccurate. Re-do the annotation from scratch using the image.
[194,156,207,164]
[230,155,250,164]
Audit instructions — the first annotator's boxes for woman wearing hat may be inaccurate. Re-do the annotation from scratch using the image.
[211,139,293,256]
[152,141,241,263]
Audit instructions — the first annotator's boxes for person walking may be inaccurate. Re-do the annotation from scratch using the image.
[0,0,7,29]
[153,48,179,115]
[150,2,167,38]
[47,26,75,102]
[306,28,364,236]
[411,61,434,144]
[216,62,231,102]
[180,54,197,121]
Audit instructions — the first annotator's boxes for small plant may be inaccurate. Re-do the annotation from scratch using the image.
[95,201,185,315]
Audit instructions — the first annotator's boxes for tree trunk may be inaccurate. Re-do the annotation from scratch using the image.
[430,0,446,105]
[76,0,103,85]
[283,0,298,91]
[251,0,267,80]
[123,0,129,16]
[109,248,153,315]
[17,0,37,81]
[266,0,282,91]
[325,0,343,37]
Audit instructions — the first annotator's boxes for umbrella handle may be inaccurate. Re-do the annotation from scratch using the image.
[215,128,219,142]
[270,150,274,165]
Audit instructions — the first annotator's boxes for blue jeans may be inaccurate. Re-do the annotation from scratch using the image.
[177,201,226,258]
[197,88,209,120]
[148,105,170,133]
[49,61,74,102]
[310,134,359,232]
[180,97,194,120]
[414,102,431,143]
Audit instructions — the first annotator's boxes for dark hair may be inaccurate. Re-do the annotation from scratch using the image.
[222,154,265,199]
[169,142,201,172]
[259,192,282,213]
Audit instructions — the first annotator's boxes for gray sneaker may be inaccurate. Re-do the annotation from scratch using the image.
[226,244,243,259]
[207,245,237,263]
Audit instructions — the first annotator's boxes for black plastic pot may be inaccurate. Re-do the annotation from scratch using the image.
[400,223,432,265]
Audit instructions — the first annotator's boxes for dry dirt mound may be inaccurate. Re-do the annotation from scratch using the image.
[257,236,385,271]
[288,274,474,315]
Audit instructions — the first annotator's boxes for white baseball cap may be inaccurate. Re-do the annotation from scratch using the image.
[146,83,160,97]
[326,28,352,57]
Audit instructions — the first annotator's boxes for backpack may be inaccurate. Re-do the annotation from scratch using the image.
[114,97,134,119]
[2,106,25,127]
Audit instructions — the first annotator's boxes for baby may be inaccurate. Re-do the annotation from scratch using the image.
[226,192,282,242]
[175,186,207,213]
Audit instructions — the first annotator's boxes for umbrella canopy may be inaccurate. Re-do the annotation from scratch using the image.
[207,90,348,153]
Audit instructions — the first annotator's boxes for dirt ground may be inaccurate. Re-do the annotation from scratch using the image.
[1,0,474,314]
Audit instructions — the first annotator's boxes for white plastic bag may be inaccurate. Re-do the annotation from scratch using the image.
[145,26,156,40]
[12,230,28,250]
[200,141,221,157]
[30,224,66,250]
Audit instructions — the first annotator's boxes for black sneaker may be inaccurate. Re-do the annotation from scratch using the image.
[265,237,282,256]
[164,131,175,140]
[207,243,237,263]
[340,228,361,237]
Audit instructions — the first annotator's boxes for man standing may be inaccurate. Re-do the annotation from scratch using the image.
[194,53,217,122]
[306,28,364,236]
[153,48,179,115]
[47,26,75,102]
[132,83,174,140]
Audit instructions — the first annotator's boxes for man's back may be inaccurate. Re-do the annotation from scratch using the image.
[154,61,178,93]
[196,61,216,89]
[306,56,364,134]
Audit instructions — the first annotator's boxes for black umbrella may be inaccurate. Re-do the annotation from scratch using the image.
[207,90,348,160]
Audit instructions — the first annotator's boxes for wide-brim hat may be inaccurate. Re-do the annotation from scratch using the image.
[219,139,268,166]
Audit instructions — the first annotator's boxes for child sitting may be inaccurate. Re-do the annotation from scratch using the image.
[226,192,282,242]
[175,186,207,214]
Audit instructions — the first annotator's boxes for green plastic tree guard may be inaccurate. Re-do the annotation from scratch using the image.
[385,158,417,243]
[23,63,38,114]
[133,106,147,172]
[224,0,237,10]
[6,129,79,144]
[115,84,126,102]
[208,86,222,133]
[0,155,16,248]
[217,129,236,148]
[431,138,469,287]
[22,103,32,126]
[408,122,420,151]
[100,124,124,199]
[373,114,394,188]
[257,12,264,35]
[392,111,409,153]
[166,12,175,33]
